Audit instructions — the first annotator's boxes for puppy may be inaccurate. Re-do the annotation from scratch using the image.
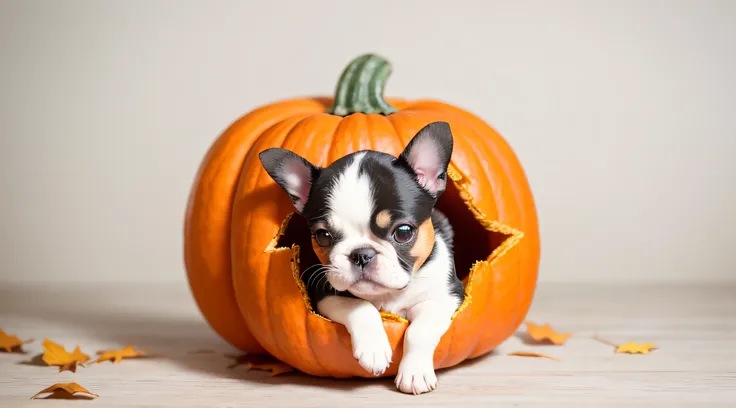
[259,121,464,394]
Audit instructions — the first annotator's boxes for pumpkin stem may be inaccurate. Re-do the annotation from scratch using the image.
[327,53,398,116]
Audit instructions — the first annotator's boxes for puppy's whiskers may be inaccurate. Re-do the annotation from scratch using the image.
[300,263,329,281]
[396,253,413,271]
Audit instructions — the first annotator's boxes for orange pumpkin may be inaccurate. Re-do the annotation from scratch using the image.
[184,54,540,378]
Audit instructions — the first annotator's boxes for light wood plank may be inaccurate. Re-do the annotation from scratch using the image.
[1,283,734,407]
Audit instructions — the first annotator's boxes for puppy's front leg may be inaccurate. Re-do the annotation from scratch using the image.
[317,296,393,376]
[395,300,457,395]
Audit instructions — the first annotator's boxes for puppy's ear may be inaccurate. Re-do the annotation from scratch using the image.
[259,148,320,212]
[399,121,454,197]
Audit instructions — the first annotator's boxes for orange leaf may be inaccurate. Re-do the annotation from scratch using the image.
[0,329,33,353]
[31,383,98,400]
[41,339,91,373]
[593,335,657,354]
[525,322,571,345]
[227,354,294,376]
[508,351,560,361]
[88,345,146,365]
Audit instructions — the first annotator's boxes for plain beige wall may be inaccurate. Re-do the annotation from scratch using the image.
[1,0,734,285]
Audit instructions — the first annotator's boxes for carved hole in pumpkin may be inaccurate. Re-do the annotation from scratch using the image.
[272,170,520,320]
[434,179,511,283]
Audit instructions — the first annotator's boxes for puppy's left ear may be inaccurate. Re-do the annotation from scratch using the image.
[399,121,454,197]
[259,148,320,213]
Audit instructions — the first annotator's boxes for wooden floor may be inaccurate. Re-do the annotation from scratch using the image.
[1,282,734,407]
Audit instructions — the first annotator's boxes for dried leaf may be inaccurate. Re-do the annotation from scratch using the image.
[0,329,33,352]
[249,361,294,376]
[508,351,560,361]
[226,353,250,369]
[41,339,90,373]
[88,345,146,365]
[31,383,98,400]
[226,353,294,376]
[594,335,657,354]
[616,341,657,354]
[525,322,571,345]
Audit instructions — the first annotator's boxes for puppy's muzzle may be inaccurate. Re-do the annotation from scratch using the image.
[348,247,377,269]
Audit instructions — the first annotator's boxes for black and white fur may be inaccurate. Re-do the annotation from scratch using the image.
[259,121,464,395]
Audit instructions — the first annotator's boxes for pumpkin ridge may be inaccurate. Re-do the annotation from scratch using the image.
[261,114,344,323]
[260,113,340,368]
[418,101,537,347]
[436,102,540,334]
[291,244,332,375]
[259,212,336,375]
[447,164,528,357]
[404,105,522,223]
[447,166,523,360]
[445,166,524,321]
[185,101,321,353]
[232,113,316,362]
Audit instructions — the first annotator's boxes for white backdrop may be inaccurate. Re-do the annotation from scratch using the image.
[1,0,734,284]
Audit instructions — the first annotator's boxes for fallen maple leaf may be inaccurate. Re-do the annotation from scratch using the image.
[31,383,98,400]
[594,335,658,354]
[226,353,294,376]
[0,329,33,352]
[508,351,560,362]
[41,339,91,373]
[88,345,146,364]
[616,342,657,354]
[525,322,571,345]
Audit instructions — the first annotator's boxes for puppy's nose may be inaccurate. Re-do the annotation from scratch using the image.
[348,247,377,268]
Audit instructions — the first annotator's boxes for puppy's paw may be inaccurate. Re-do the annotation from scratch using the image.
[395,356,437,395]
[351,330,393,376]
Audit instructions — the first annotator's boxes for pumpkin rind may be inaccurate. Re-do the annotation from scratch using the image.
[184,54,540,378]
[184,99,330,353]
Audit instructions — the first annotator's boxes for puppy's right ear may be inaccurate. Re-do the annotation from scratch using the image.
[259,148,320,213]
[399,121,454,198]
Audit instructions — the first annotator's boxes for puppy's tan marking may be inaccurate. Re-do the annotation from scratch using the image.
[375,209,392,229]
[311,241,331,265]
[411,218,435,272]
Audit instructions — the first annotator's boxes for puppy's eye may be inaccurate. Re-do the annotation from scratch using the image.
[393,224,415,244]
[314,229,333,247]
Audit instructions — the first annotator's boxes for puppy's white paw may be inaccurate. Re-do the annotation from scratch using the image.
[351,330,392,376]
[395,356,437,395]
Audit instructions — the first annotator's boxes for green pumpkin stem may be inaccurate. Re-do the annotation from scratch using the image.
[327,53,398,116]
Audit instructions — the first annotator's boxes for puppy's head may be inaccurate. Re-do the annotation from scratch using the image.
[259,121,453,298]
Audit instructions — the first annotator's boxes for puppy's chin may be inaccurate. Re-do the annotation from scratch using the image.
[347,279,398,298]
[326,254,410,297]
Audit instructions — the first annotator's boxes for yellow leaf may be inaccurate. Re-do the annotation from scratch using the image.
[593,335,657,354]
[89,345,146,364]
[41,339,91,373]
[525,322,571,345]
[616,341,657,354]
[0,329,33,353]
[508,351,560,361]
[226,354,294,376]
[71,346,91,363]
[30,383,98,400]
